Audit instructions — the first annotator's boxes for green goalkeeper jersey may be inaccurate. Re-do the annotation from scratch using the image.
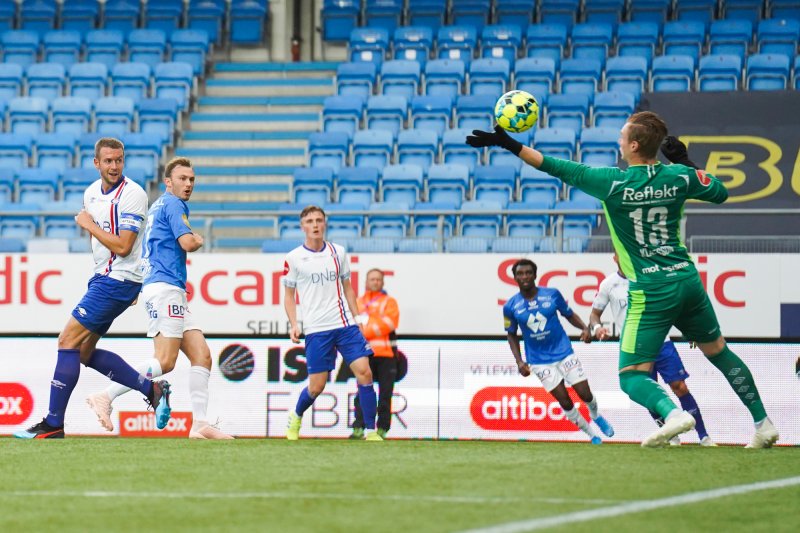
[539,156,728,285]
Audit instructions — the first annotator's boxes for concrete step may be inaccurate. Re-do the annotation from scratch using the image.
[189,112,321,131]
[213,62,338,80]
[181,130,311,149]
[175,146,306,167]
[205,78,335,97]
[162,182,291,203]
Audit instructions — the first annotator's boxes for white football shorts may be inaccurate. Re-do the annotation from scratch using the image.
[528,353,587,392]
[142,282,200,338]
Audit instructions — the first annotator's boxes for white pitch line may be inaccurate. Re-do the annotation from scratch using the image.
[0,490,625,506]
[460,475,800,533]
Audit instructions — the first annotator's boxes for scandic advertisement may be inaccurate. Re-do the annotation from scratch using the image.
[1,253,799,337]
[0,338,798,445]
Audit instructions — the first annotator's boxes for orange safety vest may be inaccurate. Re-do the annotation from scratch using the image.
[357,290,399,358]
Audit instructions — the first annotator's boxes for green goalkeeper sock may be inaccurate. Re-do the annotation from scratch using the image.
[619,370,677,420]
[707,345,767,423]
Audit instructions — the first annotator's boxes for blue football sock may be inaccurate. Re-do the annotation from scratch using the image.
[678,392,709,440]
[86,349,151,396]
[295,387,315,416]
[45,349,81,427]
[357,383,377,430]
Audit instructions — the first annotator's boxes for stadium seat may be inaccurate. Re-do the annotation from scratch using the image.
[491,236,538,253]
[393,26,434,65]
[514,57,556,105]
[41,199,84,238]
[188,0,226,45]
[325,202,366,238]
[468,58,510,96]
[0,133,34,169]
[757,19,800,58]
[592,91,635,128]
[26,63,66,101]
[78,133,103,168]
[570,22,614,65]
[506,200,551,237]
[412,199,458,237]
[138,98,179,146]
[353,129,395,170]
[348,236,398,252]
[426,163,469,207]
[1,30,41,68]
[68,62,109,100]
[442,128,481,175]
[396,129,439,172]
[534,128,576,160]
[261,239,303,253]
[366,201,409,238]
[459,199,504,236]
[525,23,568,64]
[445,236,491,253]
[0,63,24,100]
[170,30,210,76]
[111,62,151,103]
[406,0,447,31]
[104,0,141,34]
[308,131,350,173]
[336,62,377,99]
[380,60,421,100]
[519,166,560,206]
[472,165,515,208]
[43,31,82,68]
[336,167,380,205]
[17,167,60,204]
[0,2,13,32]
[795,56,800,89]
[154,62,194,110]
[616,22,659,65]
[579,127,619,167]
[128,30,168,69]
[292,167,334,205]
[455,94,496,131]
[722,0,764,22]
[322,95,364,137]
[436,26,477,66]
[52,96,92,135]
[61,0,99,32]
[0,168,14,203]
[698,54,743,91]
[396,236,438,253]
[121,133,161,181]
[451,0,491,31]
[94,97,135,136]
[381,164,424,206]
[546,93,591,133]
[488,130,530,170]
[651,55,696,92]
[605,56,648,95]
[494,0,535,29]
[35,132,77,171]
[628,0,670,23]
[553,199,597,242]
[410,95,452,135]
[423,59,465,99]
[0,237,26,252]
[321,0,359,41]
[675,0,716,24]
[85,30,125,69]
[540,0,579,28]
[769,0,800,20]
[746,54,791,90]
[480,24,522,66]
[559,58,603,95]
[144,0,183,33]
[584,0,625,24]
[62,167,97,201]
[663,21,707,61]
[349,27,390,65]
[21,1,55,33]
[9,97,49,136]
[230,0,268,45]
[364,0,403,34]
[366,95,408,137]
[709,19,753,58]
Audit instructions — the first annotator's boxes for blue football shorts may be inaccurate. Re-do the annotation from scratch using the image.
[71,274,142,336]
[649,340,690,384]
[304,325,373,374]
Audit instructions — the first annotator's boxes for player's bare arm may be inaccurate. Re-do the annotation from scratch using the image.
[341,279,360,319]
[75,211,138,257]
[506,332,530,376]
[589,308,610,341]
[178,232,203,252]
[283,285,301,343]
[566,313,592,344]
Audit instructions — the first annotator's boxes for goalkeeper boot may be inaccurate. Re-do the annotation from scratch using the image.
[365,430,383,441]
[642,410,695,448]
[699,436,718,447]
[13,418,64,439]
[349,427,365,440]
[745,418,779,449]
[286,411,302,441]
[376,428,388,439]
[86,391,114,432]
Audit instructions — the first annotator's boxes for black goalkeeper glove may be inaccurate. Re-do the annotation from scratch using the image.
[466,125,523,156]
[661,135,699,169]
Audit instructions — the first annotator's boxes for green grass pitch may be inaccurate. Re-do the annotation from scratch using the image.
[2,438,799,532]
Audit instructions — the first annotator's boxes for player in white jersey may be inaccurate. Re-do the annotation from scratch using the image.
[589,254,715,446]
[15,137,171,439]
[282,205,381,441]
[86,157,233,439]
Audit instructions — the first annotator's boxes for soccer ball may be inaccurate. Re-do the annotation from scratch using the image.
[494,90,539,133]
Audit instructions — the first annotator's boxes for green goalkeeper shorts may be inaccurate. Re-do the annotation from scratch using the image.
[619,274,722,369]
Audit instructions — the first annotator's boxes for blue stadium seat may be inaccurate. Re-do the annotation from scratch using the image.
[396,129,439,173]
[628,0,670,23]
[795,56,800,89]
[494,0,535,30]
[188,0,225,45]
[308,131,350,174]
[324,202,366,238]
[230,0,268,45]
[111,62,151,103]
[393,26,433,65]
[380,60,421,100]
[381,163,424,206]
[321,0,359,41]
[154,62,194,110]
[1,30,41,67]
[261,239,303,253]
[366,201,409,238]
[26,62,66,101]
[69,237,92,252]
[709,19,753,58]
[349,27,390,65]
[412,199,458,237]
[336,167,380,205]
[698,54,743,91]
[506,200,551,237]
[336,62,377,99]
[746,54,791,90]
[534,128,577,160]
[41,200,84,239]
[480,24,522,66]
[468,58,510,96]
[292,167,333,205]
[423,59,465,99]
[52,96,92,135]
[769,0,800,20]
[442,128,480,175]
[43,31,82,68]
[0,167,14,203]
[491,236,539,252]
[9,97,49,135]
[364,0,403,35]
[519,165,560,206]
[546,93,591,134]
[275,202,303,238]
[455,94,496,130]
[61,167,97,202]
[61,0,99,32]
[554,199,597,242]
[488,130,530,170]
[605,56,648,96]
[35,132,77,171]
[436,26,477,66]
[104,0,140,34]
[451,0,491,31]
[406,0,447,31]
[322,95,364,137]
[757,19,800,58]
[397,236,438,253]
[0,3,13,32]
[85,30,124,69]
[20,0,56,32]
[592,91,635,128]
[473,165,515,208]
[366,94,408,136]
[539,0,579,28]
[459,200,503,237]
[120,133,161,181]
[559,58,602,95]
[584,0,625,24]
[651,55,696,92]
[353,128,395,170]
[722,0,762,22]
[616,22,659,65]
[663,20,707,61]
[570,22,615,65]
[17,167,59,204]
[426,163,469,207]
[144,0,183,33]
[579,127,619,167]
[0,237,25,252]
[410,94,452,135]
[170,30,210,76]
[78,132,103,167]
[68,62,108,100]
[675,0,716,24]
[128,30,167,69]
[348,236,398,252]
[445,235,491,252]
[525,23,568,64]
[514,57,556,105]
[1,132,33,170]
[94,96,135,136]
[0,63,24,100]
[0,203,40,239]
[123,167,148,189]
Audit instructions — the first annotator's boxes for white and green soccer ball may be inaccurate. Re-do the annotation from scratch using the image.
[494,90,539,133]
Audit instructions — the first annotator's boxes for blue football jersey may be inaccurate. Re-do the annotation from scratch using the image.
[503,287,575,364]
[141,192,193,289]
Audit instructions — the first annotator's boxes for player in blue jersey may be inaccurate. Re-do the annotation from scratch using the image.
[15,137,171,439]
[86,157,233,439]
[503,259,614,444]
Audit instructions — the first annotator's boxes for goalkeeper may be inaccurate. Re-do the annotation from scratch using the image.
[466,113,778,448]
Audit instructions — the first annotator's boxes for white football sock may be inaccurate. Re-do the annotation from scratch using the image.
[190,366,211,425]
[105,358,163,401]
[565,407,598,438]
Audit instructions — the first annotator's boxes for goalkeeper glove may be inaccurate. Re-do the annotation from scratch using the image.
[661,135,699,169]
[466,125,523,156]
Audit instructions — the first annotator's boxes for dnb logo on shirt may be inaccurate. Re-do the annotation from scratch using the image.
[0,383,34,425]
[218,344,255,382]
[470,387,589,432]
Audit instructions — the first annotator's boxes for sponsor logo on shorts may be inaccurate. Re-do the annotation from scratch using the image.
[119,411,192,437]
[0,382,34,425]
[470,387,590,432]
[218,344,255,382]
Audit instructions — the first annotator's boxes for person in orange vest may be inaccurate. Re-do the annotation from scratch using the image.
[351,268,400,439]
